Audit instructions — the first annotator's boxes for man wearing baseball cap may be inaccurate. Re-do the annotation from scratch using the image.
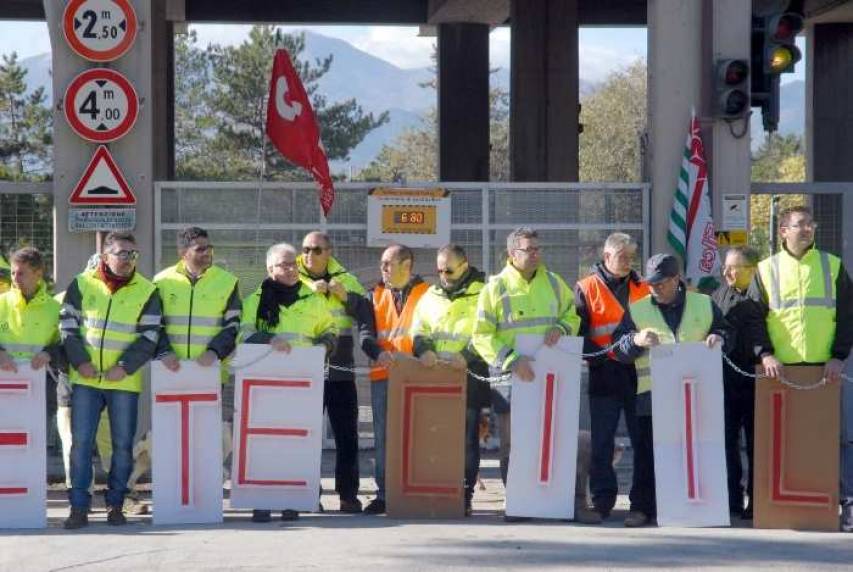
[611,253,732,527]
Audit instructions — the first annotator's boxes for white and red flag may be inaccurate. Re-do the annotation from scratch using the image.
[265,49,335,216]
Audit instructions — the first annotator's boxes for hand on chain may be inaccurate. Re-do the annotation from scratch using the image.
[543,327,562,347]
[511,356,535,382]
[196,350,218,367]
[419,350,437,368]
[327,279,347,302]
[704,334,722,349]
[633,328,660,348]
[271,336,292,353]
[760,354,783,380]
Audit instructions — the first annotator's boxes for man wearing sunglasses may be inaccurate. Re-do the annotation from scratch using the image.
[154,226,242,480]
[748,206,853,532]
[297,231,372,513]
[411,244,490,516]
[60,232,162,529]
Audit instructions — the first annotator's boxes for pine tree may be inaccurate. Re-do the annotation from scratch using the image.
[0,52,52,181]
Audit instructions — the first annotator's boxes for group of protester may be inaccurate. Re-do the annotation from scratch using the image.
[0,204,849,531]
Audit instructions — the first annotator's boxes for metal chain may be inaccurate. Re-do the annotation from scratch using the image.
[721,352,853,391]
[229,341,853,392]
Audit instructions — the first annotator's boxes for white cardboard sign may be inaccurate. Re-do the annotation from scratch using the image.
[230,345,325,512]
[505,335,582,519]
[650,342,730,527]
[0,364,46,529]
[151,361,223,525]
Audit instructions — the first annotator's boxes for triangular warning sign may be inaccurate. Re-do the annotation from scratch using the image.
[69,146,137,205]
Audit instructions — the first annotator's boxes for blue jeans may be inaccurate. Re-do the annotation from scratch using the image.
[371,379,388,500]
[589,393,639,513]
[69,384,139,509]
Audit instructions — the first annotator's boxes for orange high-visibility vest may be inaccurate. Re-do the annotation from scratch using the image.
[369,282,429,381]
[577,274,649,357]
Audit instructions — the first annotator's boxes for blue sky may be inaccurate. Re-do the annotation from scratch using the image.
[0,21,804,85]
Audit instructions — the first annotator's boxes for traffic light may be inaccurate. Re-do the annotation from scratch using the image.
[714,59,750,119]
[751,9,803,132]
[764,12,803,74]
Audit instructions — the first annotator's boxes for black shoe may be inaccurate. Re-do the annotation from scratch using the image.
[592,506,612,520]
[251,509,272,523]
[340,498,363,514]
[63,507,89,530]
[281,509,300,521]
[741,505,753,520]
[624,511,651,527]
[465,499,473,517]
[106,506,127,526]
[364,499,386,515]
[503,514,532,523]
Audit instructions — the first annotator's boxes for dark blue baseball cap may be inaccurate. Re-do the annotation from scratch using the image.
[645,253,681,284]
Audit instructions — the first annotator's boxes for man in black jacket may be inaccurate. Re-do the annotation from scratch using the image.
[712,246,765,520]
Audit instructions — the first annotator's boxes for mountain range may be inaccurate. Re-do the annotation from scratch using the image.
[18,30,804,171]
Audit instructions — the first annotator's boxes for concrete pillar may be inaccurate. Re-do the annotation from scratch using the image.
[710,0,752,232]
[437,23,490,181]
[45,0,169,286]
[509,0,578,181]
[807,23,853,260]
[647,0,703,253]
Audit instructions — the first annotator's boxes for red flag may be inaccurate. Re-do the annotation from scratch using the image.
[265,49,335,216]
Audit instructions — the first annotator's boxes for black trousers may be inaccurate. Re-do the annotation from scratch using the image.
[324,378,360,501]
[724,370,755,512]
[631,414,656,516]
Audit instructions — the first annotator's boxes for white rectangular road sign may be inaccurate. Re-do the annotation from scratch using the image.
[69,207,136,232]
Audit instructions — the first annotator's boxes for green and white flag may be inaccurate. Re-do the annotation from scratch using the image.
[667,112,720,290]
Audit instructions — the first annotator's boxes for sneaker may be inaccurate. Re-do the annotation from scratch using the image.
[251,509,272,523]
[63,507,89,530]
[106,506,127,526]
[339,498,363,514]
[364,498,386,515]
[281,509,299,521]
[574,506,603,525]
[124,494,149,516]
[842,501,853,533]
[624,511,651,527]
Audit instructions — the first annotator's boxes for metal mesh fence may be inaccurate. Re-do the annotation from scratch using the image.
[0,191,54,275]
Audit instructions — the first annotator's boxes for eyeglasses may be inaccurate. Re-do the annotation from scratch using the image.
[272,261,298,270]
[783,222,818,231]
[107,249,139,261]
[302,246,327,255]
[514,246,540,254]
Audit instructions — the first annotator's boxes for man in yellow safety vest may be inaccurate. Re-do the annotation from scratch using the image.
[748,206,853,532]
[60,232,162,529]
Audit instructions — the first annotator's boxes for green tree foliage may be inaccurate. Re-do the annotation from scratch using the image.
[749,133,806,258]
[177,26,388,181]
[579,60,647,182]
[0,53,51,181]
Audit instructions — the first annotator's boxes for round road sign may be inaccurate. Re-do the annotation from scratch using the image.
[64,68,139,143]
[63,0,138,62]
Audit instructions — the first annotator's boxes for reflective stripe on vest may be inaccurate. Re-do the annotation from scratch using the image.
[630,291,714,395]
[71,270,156,393]
[155,264,239,361]
[577,274,649,358]
[758,248,840,363]
[369,282,428,380]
